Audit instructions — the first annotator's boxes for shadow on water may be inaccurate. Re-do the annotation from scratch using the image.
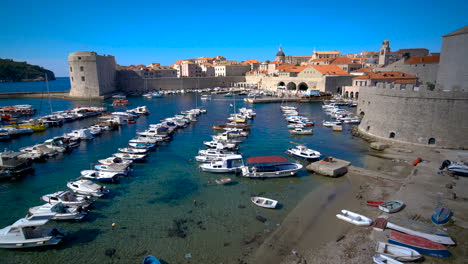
[82,211,107,223]
[57,228,101,249]
[156,178,198,204]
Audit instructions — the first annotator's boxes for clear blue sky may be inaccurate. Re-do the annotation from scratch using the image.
[1,0,467,76]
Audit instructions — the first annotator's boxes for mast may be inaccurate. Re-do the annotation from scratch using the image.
[45,73,53,114]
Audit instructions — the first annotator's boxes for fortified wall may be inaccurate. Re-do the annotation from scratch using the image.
[357,84,468,149]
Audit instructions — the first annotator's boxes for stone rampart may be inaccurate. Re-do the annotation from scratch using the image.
[357,84,468,149]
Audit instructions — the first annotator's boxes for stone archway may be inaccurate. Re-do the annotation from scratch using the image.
[286,82,296,90]
[298,82,308,91]
[345,91,349,98]
[350,91,354,99]
[278,81,285,87]
[355,92,359,99]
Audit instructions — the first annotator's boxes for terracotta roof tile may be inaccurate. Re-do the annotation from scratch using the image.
[310,65,349,75]
[354,71,417,80]
[404,55,440,64]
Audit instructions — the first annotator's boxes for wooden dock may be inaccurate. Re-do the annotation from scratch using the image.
[244,95,332,104]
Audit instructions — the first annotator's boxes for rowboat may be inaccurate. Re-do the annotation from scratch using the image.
[367,200,385,207]
[389,232,451,258]
[142,255,161,264]
[379,200,405,213]
[215,177,232,185]
[373,254,403,264]
[431,207,452,225]
[439,160,468,176]
[375,241,422,261]
[386,216,455,245]
[251,197,278,209]
[336,210,373,226]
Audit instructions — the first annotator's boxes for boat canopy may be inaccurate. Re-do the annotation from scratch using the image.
[247,156,288,164]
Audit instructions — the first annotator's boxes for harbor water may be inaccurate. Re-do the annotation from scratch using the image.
[0,80,369,263]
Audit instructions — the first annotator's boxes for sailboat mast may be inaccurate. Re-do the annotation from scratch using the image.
[45,73,53,114]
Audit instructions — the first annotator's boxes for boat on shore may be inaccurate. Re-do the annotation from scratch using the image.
[142,255,161,264]
[240,156,302,178]
[336,210,373,226]
[386,216,455,245]
[367,200,385,207]
[375,241,422,261]
[378,200,405,213]
[431,207,452,225]
[439,160,468,176]
[389,231,451,258]
[372,254,403,264]
[251,197,278,209]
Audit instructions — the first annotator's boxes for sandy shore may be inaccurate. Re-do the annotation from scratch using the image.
[248,144,468,264]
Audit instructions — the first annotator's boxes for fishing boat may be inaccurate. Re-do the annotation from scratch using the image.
[29,203,87,221]
[67,179,109,197]
[113,152,147,162]
[379,200,405,213]
[372,254,403,264]
[0,150,34,179]
[118,147,148,154]
[439,160,468,176]
[98,157,133,166]
[80,170,120,182]
[285,144,321,161]
[335,210,373,226]
[240,156,303,178]
[215,177,232,185]
[375,241,422,261]
[431,207,452,225]
[41,191,92,208]
[251,197,278,209]
[386,216,455,245]
[195,153,239,163]
[66,129,94,140]
[289,127,313,135]
[127,106,150,115]
[0,213,64,248]
[142,255,161,264]
[389,232,451,258]
[94,163,130,175]
[203,141,238,150]
[367,200,385,207]
[199,155,244,173]
[112,99,131,106]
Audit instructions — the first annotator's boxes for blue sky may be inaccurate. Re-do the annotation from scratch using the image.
[1,0,467,77]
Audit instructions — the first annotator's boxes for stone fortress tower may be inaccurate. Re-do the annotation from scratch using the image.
[68,51,117,98]
[357,26,468,149]
[378,40,390,66]
[275,45,285,63]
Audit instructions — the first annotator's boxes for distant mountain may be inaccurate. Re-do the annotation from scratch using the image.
[0,58,56,82]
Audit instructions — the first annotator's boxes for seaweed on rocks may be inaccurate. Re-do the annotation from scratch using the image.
[157,178,199,204]
[104,248,116,257]
[167,218,193,238]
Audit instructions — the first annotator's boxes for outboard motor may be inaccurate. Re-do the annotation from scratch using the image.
[439,160,451,170]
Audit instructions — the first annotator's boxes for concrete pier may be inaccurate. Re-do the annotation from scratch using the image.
[306,157,351,177]
[0,91,69,99]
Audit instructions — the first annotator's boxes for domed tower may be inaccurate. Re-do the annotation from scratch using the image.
[275,45,285,63]
[378,40,391,66]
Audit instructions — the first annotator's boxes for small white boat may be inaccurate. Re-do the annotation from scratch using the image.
[81,170,120,182]
[41,191,92,208]
[29,203,87,221]
[128,106,150,115]
[94,163,130,175]
[285,144,321,161]
[289,128,313,135]
[118,147,147,154]
[375,241,422,262]
[240,156,303,178]
[373,254,404,264]
[379,200,405,213]
[67,179,109,197]
[98,157,133,166]
[336,210,373,226]
[215,177,232,185]
[322,120,342,127]
[199,155,244,173]
[203,141,238,150]
[251,197,278,209]
[195,153,239,162]
[113,152,147,162]
[0,213,64,248]
[67,129,94,140]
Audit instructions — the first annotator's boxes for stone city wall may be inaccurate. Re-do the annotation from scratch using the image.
[357,84,468,149]
[379,59,438,85]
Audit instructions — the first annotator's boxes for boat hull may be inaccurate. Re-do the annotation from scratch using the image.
[0,237,62,249]
[389,232,451,258]
[386,217,455,245]
[431,207,452,225]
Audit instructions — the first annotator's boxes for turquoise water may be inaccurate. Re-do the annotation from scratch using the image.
[0,93,369,264]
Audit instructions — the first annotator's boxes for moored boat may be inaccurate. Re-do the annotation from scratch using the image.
[372,254,403,264]
[199,155,244,173]
[388,231,451,258]
[251,197,278,209]
[375,241,422,261]
[379,200,405,213]
[431,207,452,225]
[285,144,321,161]
[240,156,302,178]
[67,179,109,197]
[81,170,121,182]
[41,190,92,208]
[336,210,373,226]
[28,203,87,221]
[215,177,232,185]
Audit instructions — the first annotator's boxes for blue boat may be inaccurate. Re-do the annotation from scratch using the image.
[389,232,451,258]
[431,207,452,225]
[142,255,161,264]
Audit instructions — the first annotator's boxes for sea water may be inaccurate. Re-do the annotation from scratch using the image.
[0,82,369,264]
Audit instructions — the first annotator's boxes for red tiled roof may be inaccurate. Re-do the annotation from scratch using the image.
[242,59,260,64]
[310,65,349,75]
[354,71,417,80]
[351,68,373,73]
[283,66,306,73]
[310,58,334,62]
[270,61,283,65]
[404,55,440,64]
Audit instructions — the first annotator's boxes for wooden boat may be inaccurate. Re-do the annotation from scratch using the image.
[431,207,452,225]
[215,177,232,185]
[367,200,385,207]
[251,197,278,209]
[336,210,372,226]
[112,99,131,106]
[386,216,455,245]
[379,200,405,213]
[373,254,403,264]
[375,241,422,261]
[142,255,161,264]
[389,232,451,258]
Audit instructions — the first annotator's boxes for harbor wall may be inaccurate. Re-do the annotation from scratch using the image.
[357,84,468,149]
[0,91,70,99]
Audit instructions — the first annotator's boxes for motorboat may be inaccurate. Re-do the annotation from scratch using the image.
[285,144,321,161]
[388,231,451,258]
[336,210,373,226]
[41,190,92,208]
[201,94,212,100]
[240,156,303,178]
[215,177,232,185]
[289,127,313,135]
[379,200,405,213]
[439,160,468,176]
[0,150,34,179]
[20,144,58,157]
[375,241,422,262]
[118,147,148,154]
[195,153,239,162]
[113,152,147,162]
[128,142,157,150]
[0,213,64,248]
[98,157,133,166]
[372,254,403,264]
[81,170,120,182]
[199,155,244,173]
[94,163,130,175]
[322,120,342,127]
[129,135,161,144]
[251,197,278,209]
[203,141,238,150]
[127,106,150,115]
[43,137,69,153]
[88,125,102,136]
[67,179,109,197]
[66,129,94,140]
[29,203,87,221]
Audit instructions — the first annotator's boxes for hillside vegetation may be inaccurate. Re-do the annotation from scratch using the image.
[0,58,55,82]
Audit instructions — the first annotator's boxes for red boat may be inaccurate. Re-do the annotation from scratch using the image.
[389,232,451,258]
[112,99,131,106]
[366,200,384,207]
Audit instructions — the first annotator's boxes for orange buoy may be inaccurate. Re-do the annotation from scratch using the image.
[207,181,212,184]
[412,157,422,166]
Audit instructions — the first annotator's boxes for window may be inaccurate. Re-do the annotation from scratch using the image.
[428,138,436,145]
[80,66,84,71]
[78,57,81,60]
[389,132,396,138]
[70,67,73,72]
[71,77,74,82]
[366,126,370,131]
[81,76,85,81]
